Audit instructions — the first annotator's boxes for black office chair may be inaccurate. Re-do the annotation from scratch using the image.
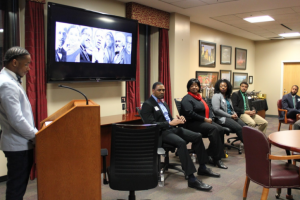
[174,98,198,160]
[136,107,187,180]
[103,124,160,200]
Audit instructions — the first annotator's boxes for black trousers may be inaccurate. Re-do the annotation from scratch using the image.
[219,118,246,142]
[3,149,33,200]
[287,109,300,119]
[187,121,225,160]
[162,127,208,176]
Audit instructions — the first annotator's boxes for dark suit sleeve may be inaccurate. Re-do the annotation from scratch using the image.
[282,95,292,112]
[297,95,300,110]
[140,101,170,129]
[181,97,205,122]
[231,92,244,116]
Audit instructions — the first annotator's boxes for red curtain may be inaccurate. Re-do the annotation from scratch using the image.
[159,28,172,114]
[25,0,47,129]
[126,26,140,112]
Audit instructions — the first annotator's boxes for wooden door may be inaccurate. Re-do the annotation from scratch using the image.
[283,63,300,96]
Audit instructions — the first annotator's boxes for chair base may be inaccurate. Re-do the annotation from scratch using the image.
[129,191,135,200]
[224,143,242,154]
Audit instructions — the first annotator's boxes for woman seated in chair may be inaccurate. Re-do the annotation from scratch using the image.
[211,79,246,143]
[181,78,227,169]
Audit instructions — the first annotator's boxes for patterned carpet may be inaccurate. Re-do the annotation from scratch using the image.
[0,116,300,200]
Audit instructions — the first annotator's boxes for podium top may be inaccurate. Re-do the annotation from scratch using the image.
[39,100,99,129]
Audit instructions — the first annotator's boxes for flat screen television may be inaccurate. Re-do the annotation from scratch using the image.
[47,2,138,82]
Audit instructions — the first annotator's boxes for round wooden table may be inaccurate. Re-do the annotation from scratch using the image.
[268,130,300,153]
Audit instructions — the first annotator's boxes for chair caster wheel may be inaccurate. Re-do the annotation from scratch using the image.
[275,193,280,199]
[239,151,242,154]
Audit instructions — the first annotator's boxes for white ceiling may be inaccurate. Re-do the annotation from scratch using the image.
[116,0,300,41]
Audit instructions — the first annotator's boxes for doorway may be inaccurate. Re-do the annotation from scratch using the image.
[282,62,300,97]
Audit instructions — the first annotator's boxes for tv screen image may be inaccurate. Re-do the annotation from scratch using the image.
[55,22,132,64]
[48,2,138,82]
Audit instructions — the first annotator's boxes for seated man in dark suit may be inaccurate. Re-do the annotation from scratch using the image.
[232,82,268,133]
[140,82,220,191]
[282,85,300,119]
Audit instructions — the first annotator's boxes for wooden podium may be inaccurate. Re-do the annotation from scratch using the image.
[36,100,101,200]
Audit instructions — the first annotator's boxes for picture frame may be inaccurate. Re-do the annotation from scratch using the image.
[233,72,248,89]
[220,70,232,83]
[249,76,253,84]
[235,48,247,70]
[220,45,232,65]
[199,40,216,67]
[196,71,219,88]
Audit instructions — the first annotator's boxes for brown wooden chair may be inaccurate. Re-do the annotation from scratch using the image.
[242,126,300,200]
[277,99,297,131]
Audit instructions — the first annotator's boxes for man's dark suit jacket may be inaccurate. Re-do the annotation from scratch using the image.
[55,48,67,62]
[281,93,300,119]
[282,93,300,111]
[140,96,172,129]
[140,96,173,146]
[231,90,251,117]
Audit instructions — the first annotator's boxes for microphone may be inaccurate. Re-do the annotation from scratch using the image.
[58,85,89,105]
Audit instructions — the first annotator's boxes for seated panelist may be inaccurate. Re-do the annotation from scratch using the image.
[282,85,300,119]
[212,79,246,142]
[140,82,220,192]
[181,78,227,169]
[231,82,268,133]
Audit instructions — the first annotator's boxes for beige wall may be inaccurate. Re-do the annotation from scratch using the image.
[45,0,127,117]
[169,13,191,115]
[255,39,300,115]
[189,22,256,94]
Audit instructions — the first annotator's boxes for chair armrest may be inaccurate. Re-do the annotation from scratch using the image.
[278,108,288,123]
[157,147,165,155]
[268,154,300,160]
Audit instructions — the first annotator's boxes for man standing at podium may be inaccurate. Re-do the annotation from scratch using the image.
[0,47,37,200]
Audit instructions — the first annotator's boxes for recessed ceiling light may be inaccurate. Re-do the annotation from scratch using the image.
[243,15,274,23]
[0,29,3,32]
[279,32,300,37]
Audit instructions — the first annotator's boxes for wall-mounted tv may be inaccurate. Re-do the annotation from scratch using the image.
[47,2,138,82]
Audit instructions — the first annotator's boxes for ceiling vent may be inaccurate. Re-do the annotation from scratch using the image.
[269,36,284,40]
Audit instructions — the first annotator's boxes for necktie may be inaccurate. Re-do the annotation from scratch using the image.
[157,99,165,103]
[17,75,22,84]
[293,96,296,109]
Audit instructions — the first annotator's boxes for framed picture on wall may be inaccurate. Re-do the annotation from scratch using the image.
[235,48,247,70]
[220,70,232,83]
[220,45,232,64]
[249,76,253,84]
[233,72,248,89]
[196,71,219,88]
[199,40,216,67]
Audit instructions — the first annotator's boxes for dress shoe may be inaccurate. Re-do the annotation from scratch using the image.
[188,179,212,191]
[215,160,228,169]
[197,168,220,177]
[208,156,228,169]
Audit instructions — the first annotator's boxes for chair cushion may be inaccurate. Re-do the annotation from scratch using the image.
[279,119,296,124]
[271,162,300,187]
